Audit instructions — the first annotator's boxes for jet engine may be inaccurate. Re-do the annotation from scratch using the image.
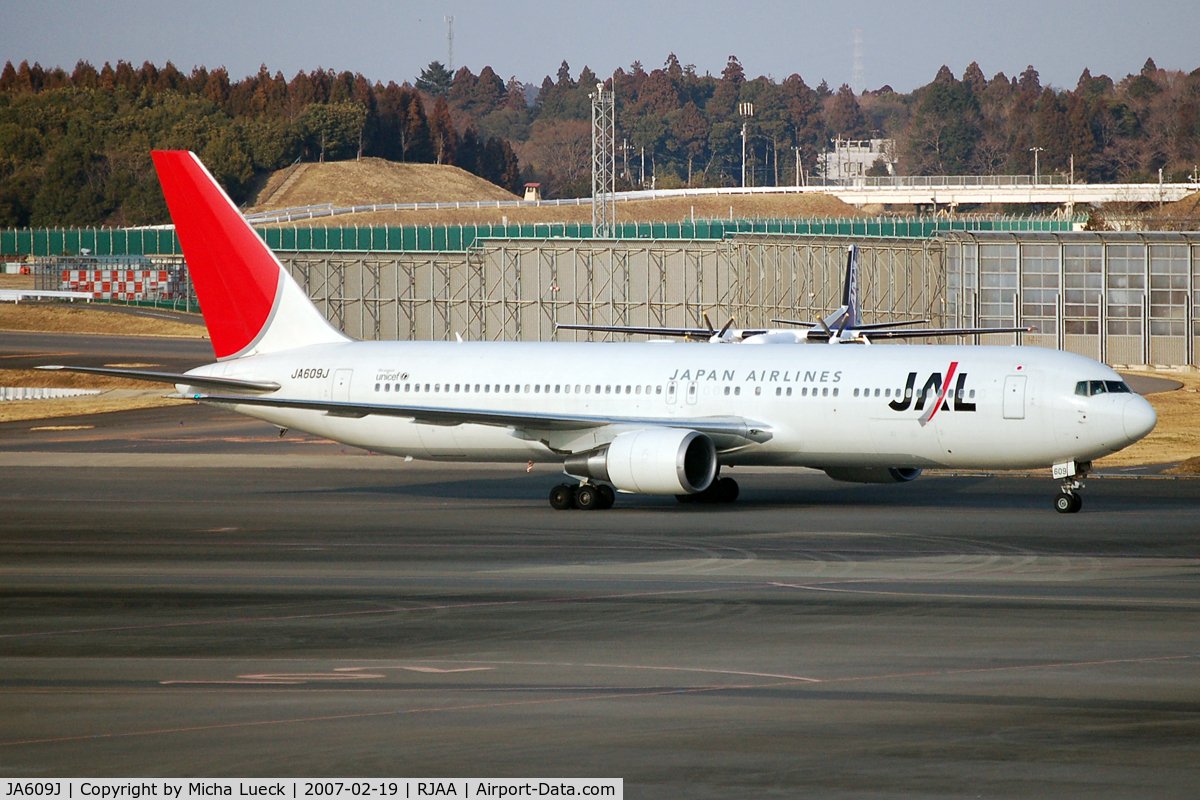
[564,428,718,495]
[823,467,923,484]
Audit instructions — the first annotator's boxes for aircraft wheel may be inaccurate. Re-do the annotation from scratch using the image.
[1054,492,1075,514]
[1070,493,1083,513]
[597,484,616,509]
[549,484,575,510]
[714,477,740,504]
[575,484,601,510]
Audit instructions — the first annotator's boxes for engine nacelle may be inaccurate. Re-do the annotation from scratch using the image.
[823,467,923,484]
[564,428,718,495]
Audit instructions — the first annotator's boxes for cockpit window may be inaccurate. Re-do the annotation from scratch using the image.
[1076,380,1133,396]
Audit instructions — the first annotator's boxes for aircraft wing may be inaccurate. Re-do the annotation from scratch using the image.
[182,391,773,444]
[555,323,713,339]
[855,325,1034,340]
[770,318,928,330]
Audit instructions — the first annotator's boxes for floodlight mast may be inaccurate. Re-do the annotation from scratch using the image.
[739,102,754,188]
[591,82,616,238]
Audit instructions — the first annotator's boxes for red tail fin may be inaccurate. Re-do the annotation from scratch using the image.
[152,151,345,359]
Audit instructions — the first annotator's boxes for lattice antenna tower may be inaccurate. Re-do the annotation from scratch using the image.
[591,82,616,238]
[445,16,454,71]
[851,29,864,95]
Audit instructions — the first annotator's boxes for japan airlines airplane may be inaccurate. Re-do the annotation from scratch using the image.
[41,151,1157,514]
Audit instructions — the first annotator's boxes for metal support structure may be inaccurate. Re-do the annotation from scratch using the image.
[267,233,1200,369]
[852,30,865,95]
[738,103,754,188]
[590,84,616,238]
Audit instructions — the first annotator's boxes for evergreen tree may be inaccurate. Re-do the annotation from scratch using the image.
[416,61,453,96]
[428,95,457,164]
[826,84,870,138]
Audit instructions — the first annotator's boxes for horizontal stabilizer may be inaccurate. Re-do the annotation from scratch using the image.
[37,365,281,392]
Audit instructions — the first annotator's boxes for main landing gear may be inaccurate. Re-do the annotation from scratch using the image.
[1052,460,1090,514]
[549,482,615,511]
[548,477,741,510]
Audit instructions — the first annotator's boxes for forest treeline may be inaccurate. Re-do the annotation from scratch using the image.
[1,55,1197,227]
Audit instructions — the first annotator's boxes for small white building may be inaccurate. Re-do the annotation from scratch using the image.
[819,138,896,182]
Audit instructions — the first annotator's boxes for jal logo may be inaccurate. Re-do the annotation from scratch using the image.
[889,361,976,426]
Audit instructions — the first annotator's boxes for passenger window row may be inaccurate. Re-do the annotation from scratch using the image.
[371,382,849,398]
[851,387,977,400]
[373,382,665,395]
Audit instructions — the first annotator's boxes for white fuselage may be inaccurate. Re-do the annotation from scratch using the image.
[187,341,1156,472]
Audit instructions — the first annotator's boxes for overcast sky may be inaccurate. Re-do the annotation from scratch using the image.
[4,0,1197,93]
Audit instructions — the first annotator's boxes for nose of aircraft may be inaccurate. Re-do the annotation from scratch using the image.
[1123,395,1157,443]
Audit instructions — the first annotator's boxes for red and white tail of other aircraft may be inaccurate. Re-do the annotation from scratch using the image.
[41,151,1157,514]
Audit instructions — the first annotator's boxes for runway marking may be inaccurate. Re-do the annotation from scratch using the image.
[337,666,495,674]
[162,672,388,685]
[0,584,772,640]
[5,653,1197,748]
[423,659,820,683]
[0,680,782,748]
[766,580,1200,607]
[28,425,94,431]
[102,363,161,368]
[159,667,495,685]
[818,653,1200,685]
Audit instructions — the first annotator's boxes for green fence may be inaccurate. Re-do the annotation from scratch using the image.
[2,217,1081,257]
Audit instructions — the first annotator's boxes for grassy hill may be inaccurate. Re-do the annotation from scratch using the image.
[248,158,520,212]
[247,158,868,225]
[308,192,870,226]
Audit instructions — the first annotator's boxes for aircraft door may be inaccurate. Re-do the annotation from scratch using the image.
[666,381,678,405]
[686,381,698,405]
[332,369,353,402]
[1003,375,1026,419]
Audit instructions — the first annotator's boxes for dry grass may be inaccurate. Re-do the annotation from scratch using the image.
[1157,190,1200,217]
[0,367,187,423]
[0,392,186,423]
[1,368,164,390]
[246,158,866,225]
[0,273,35,289]
[1094,370,1200,468]
[249,158,519,212]
[0,303,208,338]
[1165,456,1200,475]
[268,191,868,228]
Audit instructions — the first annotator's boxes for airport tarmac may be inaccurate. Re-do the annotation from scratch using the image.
[0,402,1198,797]
[1,328,1199,796]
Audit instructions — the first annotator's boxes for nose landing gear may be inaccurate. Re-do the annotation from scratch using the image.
[1052,460,1090,514]
[1054,487,1083,514]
